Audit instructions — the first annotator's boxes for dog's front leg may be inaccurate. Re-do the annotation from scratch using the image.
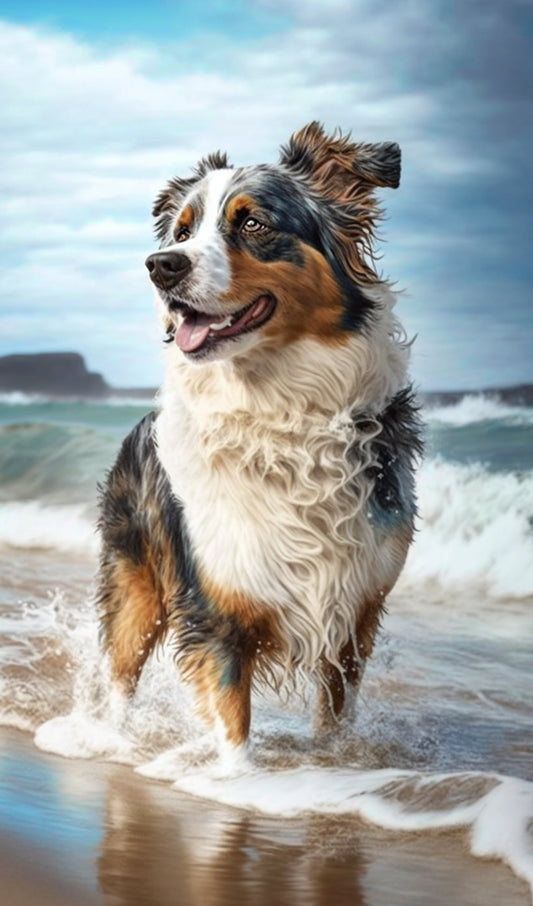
[183,643,253,772]
[313,638,365,738]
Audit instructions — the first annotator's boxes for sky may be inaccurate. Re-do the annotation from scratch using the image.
[1,0,532,391]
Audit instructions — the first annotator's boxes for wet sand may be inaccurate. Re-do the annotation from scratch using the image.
[0,727,529,906]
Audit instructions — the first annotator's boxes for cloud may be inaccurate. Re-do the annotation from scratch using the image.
[0,4,531,389]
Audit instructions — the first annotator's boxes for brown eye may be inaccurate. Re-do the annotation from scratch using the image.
[175,226,190,242]
[242,217,266,234]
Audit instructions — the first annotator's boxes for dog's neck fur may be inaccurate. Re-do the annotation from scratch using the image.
[158,285,409,435]
[155,285,412,671]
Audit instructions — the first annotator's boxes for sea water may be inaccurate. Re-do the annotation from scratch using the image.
[0,391,532,897]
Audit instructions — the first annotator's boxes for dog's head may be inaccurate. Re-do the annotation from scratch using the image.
[147,122,400,363]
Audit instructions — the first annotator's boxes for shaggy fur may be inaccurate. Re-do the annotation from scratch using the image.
[97,122,422,762]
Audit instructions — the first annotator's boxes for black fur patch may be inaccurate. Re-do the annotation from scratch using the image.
[97,413,255,682]
[363,387,424,528]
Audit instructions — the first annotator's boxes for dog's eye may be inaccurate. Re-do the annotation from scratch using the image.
[175,226,190,242]
[241,217,267,234]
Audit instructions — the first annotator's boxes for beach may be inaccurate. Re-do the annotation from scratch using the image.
[1,724,530,906]
[0,392,532,904]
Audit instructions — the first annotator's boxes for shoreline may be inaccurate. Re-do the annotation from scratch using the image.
[1,351,532,406]
[0,726,529,906]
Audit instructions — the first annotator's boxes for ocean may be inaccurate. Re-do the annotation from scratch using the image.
[0,390,532,904]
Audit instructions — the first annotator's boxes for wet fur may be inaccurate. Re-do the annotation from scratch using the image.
[97,122,422,756]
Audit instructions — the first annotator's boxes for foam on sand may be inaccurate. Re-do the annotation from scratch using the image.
[138,755,533,898]
[16,584,533,901]
[36,691,533,900]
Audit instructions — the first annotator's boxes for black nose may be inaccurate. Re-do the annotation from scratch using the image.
[145,251,192,290]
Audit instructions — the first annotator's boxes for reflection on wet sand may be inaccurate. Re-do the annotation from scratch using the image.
[97,768,529,906]
[98,771,367,906]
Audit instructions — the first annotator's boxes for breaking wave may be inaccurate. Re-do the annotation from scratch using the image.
[2,456,531,599]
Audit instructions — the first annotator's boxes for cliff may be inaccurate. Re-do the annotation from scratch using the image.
[0,353,110,398]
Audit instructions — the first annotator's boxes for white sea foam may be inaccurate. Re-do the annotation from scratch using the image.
[35,710,136,761]
[0,391,152,407]
[425,394,533,426]
[103,394,156,407]
[139,764,532,897]
[0,391,49,405]
[0,501,98,554]
[401,458,533,598]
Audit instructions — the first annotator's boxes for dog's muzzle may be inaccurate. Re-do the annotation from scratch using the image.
[145,251,192,291]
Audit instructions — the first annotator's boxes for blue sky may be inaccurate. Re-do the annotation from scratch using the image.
[1,0,532,390]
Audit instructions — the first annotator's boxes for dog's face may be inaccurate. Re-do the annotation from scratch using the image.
[147,122,401,363]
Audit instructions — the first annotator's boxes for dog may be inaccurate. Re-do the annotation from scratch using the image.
[97,121,421,767]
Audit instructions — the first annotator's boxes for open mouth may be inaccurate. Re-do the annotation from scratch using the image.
[171,294,277,355]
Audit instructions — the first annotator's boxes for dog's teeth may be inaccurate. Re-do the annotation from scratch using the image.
[210,316,233,331]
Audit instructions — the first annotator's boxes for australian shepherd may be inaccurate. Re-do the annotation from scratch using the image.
[97,122,422,768]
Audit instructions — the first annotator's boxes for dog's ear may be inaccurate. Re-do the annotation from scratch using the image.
[152,176,197,240]
[279,121,401,200]
[280,122,400,284]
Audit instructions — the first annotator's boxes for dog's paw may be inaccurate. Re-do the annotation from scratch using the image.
[211,741,252,778]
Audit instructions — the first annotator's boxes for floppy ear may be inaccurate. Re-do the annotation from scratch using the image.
[279,121,401,201]
[280,122,401,284]
[152,176,197,241]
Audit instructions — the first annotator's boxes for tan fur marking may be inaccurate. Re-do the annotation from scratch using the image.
[197,574,282,654]
[386,521,414,574]
[225,194,257,225]
[106,559,167,693]
[198,574,263,625]
[181,650,253,747]
[223,245,349,347]
[355,598,384,662]
[317,594,387,731]
[177,204,194,229]
[354,534,411,665]
[219,681,252,746]
[190,573,284,701]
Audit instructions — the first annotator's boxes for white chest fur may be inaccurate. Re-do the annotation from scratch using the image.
[155,331,409,668]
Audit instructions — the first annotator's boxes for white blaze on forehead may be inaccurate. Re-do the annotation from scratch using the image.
[171,167,234,300]
[196,168,235,241]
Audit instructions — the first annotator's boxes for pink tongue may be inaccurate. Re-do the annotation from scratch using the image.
[175,313,213,352]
